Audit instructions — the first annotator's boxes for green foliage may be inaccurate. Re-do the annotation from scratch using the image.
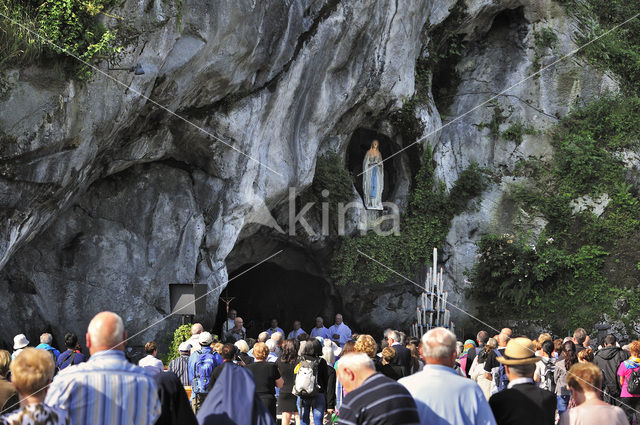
[501,122,537,144]
[166,323,192,365]
[332,147,488,285]
[299,152,354,234]
[533,27,558,50]
[566,0,640,95]
[390,57,430,143]
[0,0,121,78]
[469,94,640,335]
[476,102,506,139]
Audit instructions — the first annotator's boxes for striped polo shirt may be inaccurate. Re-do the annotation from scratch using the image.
[45,350,161,425]
[339,372,419,425]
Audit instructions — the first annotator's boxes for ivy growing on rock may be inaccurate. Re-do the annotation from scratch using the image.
[331,147,488,286]
[0,0,122,78]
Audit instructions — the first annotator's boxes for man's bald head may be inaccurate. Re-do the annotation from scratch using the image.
[191,323,203,335]
[86,311,126,354]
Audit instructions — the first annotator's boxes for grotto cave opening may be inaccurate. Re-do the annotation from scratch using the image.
[215,262,340,339]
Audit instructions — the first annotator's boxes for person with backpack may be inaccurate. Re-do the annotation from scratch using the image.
[617,340,640,424]
[594,334,629,405]
[554,340,578,415]
[484,331,510,395]
[534,340,556,393]
[56,333,86,371]
[188,332,222,414]
[246,342,283,420]
[294,339,329,425]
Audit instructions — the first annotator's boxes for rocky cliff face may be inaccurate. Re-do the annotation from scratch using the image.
[0,0,621,348]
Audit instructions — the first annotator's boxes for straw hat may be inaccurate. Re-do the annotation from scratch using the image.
[497,337,539,365]
[13,334,29,350]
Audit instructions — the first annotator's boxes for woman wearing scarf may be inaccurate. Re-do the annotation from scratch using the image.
[617,340,640,424]
[458,340,476,377]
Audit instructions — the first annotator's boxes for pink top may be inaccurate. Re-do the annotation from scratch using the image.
[617,359,640,398]
[558,403,628,425]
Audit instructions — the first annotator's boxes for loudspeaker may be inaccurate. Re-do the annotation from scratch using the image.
[169,283,208,315]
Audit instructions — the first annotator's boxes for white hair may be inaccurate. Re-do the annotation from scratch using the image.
[421,327,456,359]
[265,339,277,352]
[257,332,269,342]
[191,323,203,335]
[234,340,250,353]
[322,346,335,365]
[388,330,401,343]
[337,352,374,372]
[40,333,53,345]
[271,332,283,343]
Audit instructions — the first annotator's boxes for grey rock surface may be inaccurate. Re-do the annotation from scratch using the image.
[0,0,628,347]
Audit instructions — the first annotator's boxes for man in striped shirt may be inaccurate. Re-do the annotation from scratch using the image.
[45,311,161,425]
[336,352,419,424]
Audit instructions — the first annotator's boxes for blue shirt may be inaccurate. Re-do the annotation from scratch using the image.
[327,323,352,347]
[287,328,306,339]
[399,364,497,425]
[266,327,284,337]
[45,349,161,425]
[310,326,330,340]
[35,343,60,360]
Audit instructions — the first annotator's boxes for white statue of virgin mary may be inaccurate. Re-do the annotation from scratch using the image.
[362,140,384,210]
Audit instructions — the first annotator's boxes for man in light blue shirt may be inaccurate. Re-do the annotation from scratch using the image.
[399,327,497,425]
[310,316,330,339]
[46,311,161,425]
[266,318,284,337]
[35,333,60,360]
[327,313,352,347]
[287,320,306,339]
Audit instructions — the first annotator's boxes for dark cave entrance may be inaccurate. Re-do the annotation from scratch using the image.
[216,262,338,339]
[347,128,398,203]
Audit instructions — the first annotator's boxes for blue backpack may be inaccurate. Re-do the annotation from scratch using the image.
[192,350,219,394]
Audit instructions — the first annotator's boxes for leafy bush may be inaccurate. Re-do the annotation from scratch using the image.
[0,0,121,78]
[469,94,640,334]
[166,323,192,365]
[501,122,537,144]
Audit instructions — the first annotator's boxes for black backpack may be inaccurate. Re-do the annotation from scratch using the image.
[626,367,640,395]
[543,359,556,393]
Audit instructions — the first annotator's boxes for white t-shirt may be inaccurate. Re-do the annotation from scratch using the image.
[138,355,164,375]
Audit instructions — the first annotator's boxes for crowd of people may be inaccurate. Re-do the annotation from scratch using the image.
[1,311,640,425]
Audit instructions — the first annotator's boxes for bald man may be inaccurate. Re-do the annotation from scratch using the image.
[46,312,161,425]
[187,323,203,355]
[337,353,419,424]
[328,314,352,347]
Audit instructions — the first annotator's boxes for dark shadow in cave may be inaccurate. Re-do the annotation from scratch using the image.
[216,262,338,339]
[347,128,398,203]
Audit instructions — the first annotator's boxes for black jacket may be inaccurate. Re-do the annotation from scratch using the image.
[594,345,629,399]
[489,382,556,425]
[392,344,412,376]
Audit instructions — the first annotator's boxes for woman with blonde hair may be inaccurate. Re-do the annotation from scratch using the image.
[0,348,68,424]
[559,363,627,424]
